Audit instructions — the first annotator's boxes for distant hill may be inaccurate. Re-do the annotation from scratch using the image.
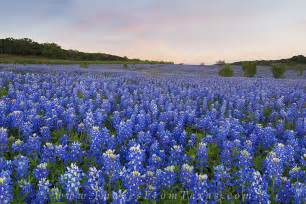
[233,55,306,65]
[0,37,171,64]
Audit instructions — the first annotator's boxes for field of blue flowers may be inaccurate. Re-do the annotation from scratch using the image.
[0,68,305,203]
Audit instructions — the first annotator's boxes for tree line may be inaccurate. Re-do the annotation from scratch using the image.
[233,55,306,65]
[0,37,171,63]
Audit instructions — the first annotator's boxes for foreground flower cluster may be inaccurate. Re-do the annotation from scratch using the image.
[0,70,305,203]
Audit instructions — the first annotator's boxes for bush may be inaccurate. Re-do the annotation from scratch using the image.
[80,62,88,68]
[297,68,304,76]
[218,64,233,77]
[272,64,286,78]
[123,63,128,69]
[242,62,257,77]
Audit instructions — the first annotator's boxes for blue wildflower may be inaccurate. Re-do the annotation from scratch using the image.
[40,126,51,142]
[245,171,270,203]
[196,142,208,169]
[35,178,51,204]
[156,165,177,190]
[180,163,194,190]
[12,139,24,153]
[122,168,143,202]
[0,128,8,155]
[276,177,293,203]
[69,141,83,163]
[60,163,83,201]
[0,170,13,204]
[264,151,283,181]
[127,144,145,171]
[19,179,34,202]
[25,133,41,157]
[33,162,49,181]
[111,190,127,204]
[190,173,209,203]
[41,142,55,163]
[293,182,306,204]
[84,167,107,203]
[13,155,29,179]
[55,144,69,164]
[102,149,121,182]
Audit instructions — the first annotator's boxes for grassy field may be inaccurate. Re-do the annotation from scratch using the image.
[0,54,165,65]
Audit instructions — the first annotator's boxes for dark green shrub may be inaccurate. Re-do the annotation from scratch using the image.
[298,68,304,76]
[80,62,88,68]
[272,64,286,78]
[294,65,305,76]
[123,63,128,69]
[218,64,233,77]
[242,62,257,77]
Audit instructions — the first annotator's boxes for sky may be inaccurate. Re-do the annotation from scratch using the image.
[1,0,306,64]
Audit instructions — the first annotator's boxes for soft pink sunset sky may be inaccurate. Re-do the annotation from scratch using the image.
[1,0,306,64]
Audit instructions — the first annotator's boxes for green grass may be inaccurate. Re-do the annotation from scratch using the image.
[207,143,221,176]
[263,107,272,119]
[184,126,221,179]
[104,117,117,136]
[77,90,84,99]
[0,54,165,65]
[0,86,8,98]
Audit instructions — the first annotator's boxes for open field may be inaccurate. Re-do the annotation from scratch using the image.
[1,63,305,79]
[0,65,305,203]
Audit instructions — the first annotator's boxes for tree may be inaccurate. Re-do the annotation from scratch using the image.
[242,62,257,77]
[272,64,286,78]
[0,37,172,64]
[218,64,233,77]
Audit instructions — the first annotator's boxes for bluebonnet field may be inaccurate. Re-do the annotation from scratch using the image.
[0,64,305,203]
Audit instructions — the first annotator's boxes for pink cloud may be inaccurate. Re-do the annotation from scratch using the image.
[71,5,243,35]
